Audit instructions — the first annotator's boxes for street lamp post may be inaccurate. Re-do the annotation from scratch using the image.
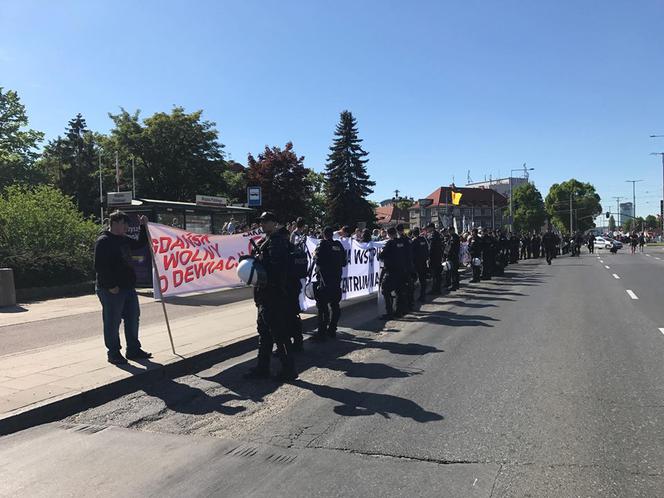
[649,134,664,232]
[625,179,643,229]
[509,165,534,228]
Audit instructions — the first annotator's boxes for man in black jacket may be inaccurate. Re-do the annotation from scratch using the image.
[410,227,429,302]
[312,226,347,341]
[94,211,152,365]
[245,211,297,382]
[444,226,461,291]
[426,223,443,294]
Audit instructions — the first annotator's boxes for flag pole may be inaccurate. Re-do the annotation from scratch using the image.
[144,223,176,355]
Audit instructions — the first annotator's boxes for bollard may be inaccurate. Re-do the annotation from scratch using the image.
[0,268,17,307]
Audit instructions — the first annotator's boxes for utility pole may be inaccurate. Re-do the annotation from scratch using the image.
[98,149,104,223]
[649,150,664,232]
[625,179,643,222]
[613,196,622,226]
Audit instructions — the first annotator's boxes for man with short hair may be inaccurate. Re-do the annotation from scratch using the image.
[245,211,297,382]
[312,226,347,341]
[94,211,152,365]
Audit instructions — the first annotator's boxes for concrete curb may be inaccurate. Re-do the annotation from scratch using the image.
[0,294,374,437]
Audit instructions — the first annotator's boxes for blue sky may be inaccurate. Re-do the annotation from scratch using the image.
[2,0,664,217]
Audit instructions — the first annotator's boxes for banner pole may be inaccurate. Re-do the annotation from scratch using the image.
[144,222,177,355]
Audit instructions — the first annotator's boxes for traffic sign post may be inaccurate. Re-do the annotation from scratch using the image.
[247,186,262,207]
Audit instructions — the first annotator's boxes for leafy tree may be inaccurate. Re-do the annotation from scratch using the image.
[0,87,45,188]
[644,214,658,230]
[0,185,100,288]
[38,114,101,217]
[307,170,327,226]
[545,179,602,233]
[393,196,415,211]
[608,215,616,232]
[246,142,312,223]
[222,160,247,204]
[511,182,546,233]
[107,107,226,201]
[325,110,376,227]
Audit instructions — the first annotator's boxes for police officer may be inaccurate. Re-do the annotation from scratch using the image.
[396,223,414,311]
[481,229,494,280]
[468,227,483,283]
[312,226,347,341]
[410,226,429,302]
[379,227,407,318]
[520,232,530,260]
[426,222,443,295]
[542,227,557,265]
[244,211,297,382]
[444,225,461,291]
[510,232,519,264]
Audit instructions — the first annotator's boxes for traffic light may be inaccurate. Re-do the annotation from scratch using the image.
[606,212,610,219]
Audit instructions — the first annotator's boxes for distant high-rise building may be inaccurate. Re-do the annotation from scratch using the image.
[619,202,634,226]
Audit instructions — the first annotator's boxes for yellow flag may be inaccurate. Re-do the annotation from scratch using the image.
[451,191,462,205]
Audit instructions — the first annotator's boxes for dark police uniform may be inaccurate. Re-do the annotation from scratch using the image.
[427,228,443,294]
[542,231,556,264]
[411,234,429,301]
[481,232,494,280]
[313,238,347,340]
[379,237,407,317]
[444,230,460,290]
[250,227,296,380]
[399,233,415,311]
[468,233,482,283]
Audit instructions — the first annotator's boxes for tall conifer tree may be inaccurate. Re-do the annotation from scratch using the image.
[325,111,375,226]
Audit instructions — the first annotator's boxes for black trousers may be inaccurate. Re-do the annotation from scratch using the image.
[430,263,442,293]
[448,259,459,289]
[256,301,295,373]
[316,285,341,336]
[415,268,427,299]
[382,272,406,315]
[544,246,555,264]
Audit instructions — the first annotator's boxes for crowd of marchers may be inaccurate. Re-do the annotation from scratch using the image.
[94,208,602,381]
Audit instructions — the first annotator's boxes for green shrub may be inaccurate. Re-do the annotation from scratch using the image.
[0,185,100,288]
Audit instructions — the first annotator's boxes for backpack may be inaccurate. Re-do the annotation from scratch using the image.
[289,241,309,279]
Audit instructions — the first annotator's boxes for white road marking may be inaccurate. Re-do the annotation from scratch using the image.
[656,257,662,260]
[646,254,652,257]
[599,260,604,263]
[659,328,664,336]
[604,265,610,269]
[626,290,639,300]
[473,478,478,486]
[612,273,620,279]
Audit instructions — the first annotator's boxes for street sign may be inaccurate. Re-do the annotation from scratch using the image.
[195,194,227,208]
[247,186,262,207]
[107,191,132,207]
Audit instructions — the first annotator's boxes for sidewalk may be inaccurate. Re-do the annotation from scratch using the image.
[0,293,373,435]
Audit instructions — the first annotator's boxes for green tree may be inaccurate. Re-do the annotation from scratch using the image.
[325,110,376,227]
[222,160,247,204]
[608,215,616,232]
[0,185,100,288]
[38,114,101,217]
[246,142,312,223]
[545,179,602,233]
[307,170,327,226]
[0,87,45,188]
[511,182,546,233]
[107,107,226,201]
[644,214,658,230]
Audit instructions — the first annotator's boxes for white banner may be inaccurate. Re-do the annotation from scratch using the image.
[300,237,386,310]
[147,222,387,308]
[148,222,263,298]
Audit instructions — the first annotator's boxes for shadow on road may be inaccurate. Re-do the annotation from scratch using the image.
[0,305,28,314]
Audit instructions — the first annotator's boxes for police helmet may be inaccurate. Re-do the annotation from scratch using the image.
[472,257,482,267]
[237,257,267,286]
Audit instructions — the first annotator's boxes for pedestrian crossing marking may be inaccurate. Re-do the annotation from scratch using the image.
[659,328,664,336]
[626,290,639,300]
[604,265,610,269]
[612,274,620,279]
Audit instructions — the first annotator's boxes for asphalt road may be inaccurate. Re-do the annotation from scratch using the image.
[2,249,664,497]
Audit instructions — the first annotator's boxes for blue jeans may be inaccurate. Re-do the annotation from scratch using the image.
[97,288,142,355]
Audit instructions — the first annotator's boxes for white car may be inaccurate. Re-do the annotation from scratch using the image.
[595,236,622,249]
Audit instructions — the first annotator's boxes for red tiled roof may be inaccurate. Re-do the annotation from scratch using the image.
[375,205,409,224]
[411,186,508,209]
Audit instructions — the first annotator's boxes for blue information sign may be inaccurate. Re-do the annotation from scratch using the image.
[247,186,262,207]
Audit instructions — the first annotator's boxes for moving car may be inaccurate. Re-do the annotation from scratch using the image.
[595,236,622,250]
